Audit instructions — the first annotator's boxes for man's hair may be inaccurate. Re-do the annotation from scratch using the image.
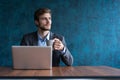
[34,8,51,21]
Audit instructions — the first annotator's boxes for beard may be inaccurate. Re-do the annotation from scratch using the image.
[39,26,51,31]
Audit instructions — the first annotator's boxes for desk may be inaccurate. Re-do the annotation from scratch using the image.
[0,66,120,77]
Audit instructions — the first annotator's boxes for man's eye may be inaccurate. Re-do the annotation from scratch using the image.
[41,18,46,20]
[40,17,51,20]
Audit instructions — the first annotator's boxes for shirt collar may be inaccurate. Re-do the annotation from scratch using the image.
[37,31,50,41]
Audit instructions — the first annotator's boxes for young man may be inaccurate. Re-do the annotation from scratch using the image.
[20,8,73,66]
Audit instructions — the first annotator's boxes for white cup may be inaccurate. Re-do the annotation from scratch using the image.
[46,40,54,46]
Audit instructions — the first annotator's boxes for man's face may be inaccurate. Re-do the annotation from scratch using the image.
[35,13,52,31]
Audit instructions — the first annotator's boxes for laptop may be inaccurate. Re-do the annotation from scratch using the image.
[12,46,52,70]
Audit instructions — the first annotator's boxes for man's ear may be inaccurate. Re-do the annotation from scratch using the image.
[34,20,39,26]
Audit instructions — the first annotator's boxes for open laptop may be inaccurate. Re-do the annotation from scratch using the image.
[12,46,52,70]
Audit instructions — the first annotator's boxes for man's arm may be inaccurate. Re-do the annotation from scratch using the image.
[60,37,73,66]
[20,36,27,45]
[20,35,30,45]
[53,37,73,66]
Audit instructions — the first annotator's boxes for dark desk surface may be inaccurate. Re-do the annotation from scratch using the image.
[0,66,120,77]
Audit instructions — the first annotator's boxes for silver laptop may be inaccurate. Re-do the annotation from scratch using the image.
[12,46,52,70]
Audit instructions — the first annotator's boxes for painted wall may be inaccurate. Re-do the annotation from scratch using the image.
[1,0,120,68]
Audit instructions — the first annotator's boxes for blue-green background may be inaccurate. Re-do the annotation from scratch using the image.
[1,0,120,68]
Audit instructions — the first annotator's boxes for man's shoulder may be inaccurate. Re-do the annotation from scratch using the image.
[51,32,64,40]
[24,31,37,36]
[23,31,37,38]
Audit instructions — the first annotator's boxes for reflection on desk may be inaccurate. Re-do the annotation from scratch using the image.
[0,66,120,77]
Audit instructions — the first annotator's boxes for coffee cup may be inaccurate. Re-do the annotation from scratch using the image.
[46,40,54,46]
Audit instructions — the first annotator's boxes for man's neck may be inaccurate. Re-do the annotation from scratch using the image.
[38,29,50,39]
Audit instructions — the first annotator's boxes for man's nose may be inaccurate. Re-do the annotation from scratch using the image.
[46,19,50,24]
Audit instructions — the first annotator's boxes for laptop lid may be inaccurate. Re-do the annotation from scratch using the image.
[12,46,52,70]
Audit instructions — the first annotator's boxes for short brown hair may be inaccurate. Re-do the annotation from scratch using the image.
[34,8,51,21]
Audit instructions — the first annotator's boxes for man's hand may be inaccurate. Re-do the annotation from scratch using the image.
[53,38,64,51]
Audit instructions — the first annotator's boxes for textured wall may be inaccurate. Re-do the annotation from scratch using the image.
[1,0,120,68]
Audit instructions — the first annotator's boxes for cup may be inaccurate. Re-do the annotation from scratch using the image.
[46,40,54,46]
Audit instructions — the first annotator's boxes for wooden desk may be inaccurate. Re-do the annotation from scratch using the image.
[0,66,120,77]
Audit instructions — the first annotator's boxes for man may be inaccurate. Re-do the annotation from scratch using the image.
[20,8,73,66]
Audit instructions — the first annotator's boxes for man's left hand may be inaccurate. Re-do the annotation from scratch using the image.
[53,38,64,51]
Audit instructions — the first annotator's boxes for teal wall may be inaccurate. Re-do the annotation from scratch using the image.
[1,0,120,68]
